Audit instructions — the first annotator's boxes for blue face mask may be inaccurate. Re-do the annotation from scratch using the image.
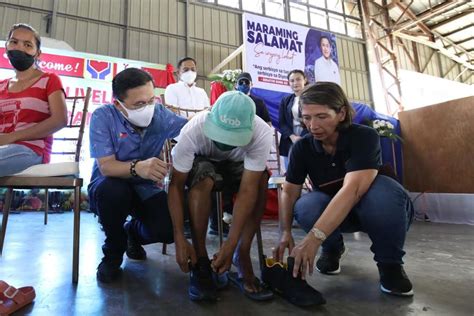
[237,83,250,95]
[213,141,237,151]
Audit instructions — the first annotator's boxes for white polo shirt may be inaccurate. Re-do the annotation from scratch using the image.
[314,56,341,85]
[171,111,273,173]
[164,81,210,117]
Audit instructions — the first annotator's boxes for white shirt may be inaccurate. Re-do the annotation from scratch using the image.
[314,56,341,85]
[171,111,273,173]
[164,81,210,117]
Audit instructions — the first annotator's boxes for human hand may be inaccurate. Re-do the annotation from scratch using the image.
[290,233,321,280]
[135,157,168,182]
[175,236,197,273]
[290,135,301,143]
[211,241,235,274]
[272,230,295,262]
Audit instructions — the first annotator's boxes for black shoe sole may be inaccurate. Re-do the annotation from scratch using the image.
[380,284,414,297]
[96,268,122,283]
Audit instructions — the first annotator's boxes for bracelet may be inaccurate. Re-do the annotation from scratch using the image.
[310,227,327,242]
[130,159,140,177]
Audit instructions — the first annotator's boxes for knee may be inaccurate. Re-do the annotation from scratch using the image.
[96,178,132,200]
[294,191,331,232]
[189,176,214,195]
[359,176,411,222]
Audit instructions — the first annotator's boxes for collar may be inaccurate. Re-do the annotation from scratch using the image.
[311,126,351,155]
[179,81,196,88]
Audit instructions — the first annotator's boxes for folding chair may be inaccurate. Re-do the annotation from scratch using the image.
[0,87,92,283]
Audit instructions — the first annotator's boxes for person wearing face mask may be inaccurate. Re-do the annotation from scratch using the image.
[168,91,274,302]
[0,23,67,176]
[278,69,309,170]
[235,72,271,126]
[314,35,341,85]
[206,72,273,237]
[164,57,210,117]
[88,68,188,283]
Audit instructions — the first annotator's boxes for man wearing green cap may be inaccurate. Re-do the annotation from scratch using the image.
[168,91,273,302]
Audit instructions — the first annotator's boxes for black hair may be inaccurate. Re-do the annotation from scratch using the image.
[177,57,197,69]
[299,82,355,130]
[112,68,154,101]
[287,69,306,81]
[7,23,41,50]
[319,35,330,47]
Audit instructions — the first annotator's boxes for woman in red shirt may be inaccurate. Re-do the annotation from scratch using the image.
[0,23,67,176]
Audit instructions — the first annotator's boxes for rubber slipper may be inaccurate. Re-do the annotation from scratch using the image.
[228,272,273,301]
[0,280,36,316]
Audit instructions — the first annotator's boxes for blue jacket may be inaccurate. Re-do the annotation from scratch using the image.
[278,94,307,156]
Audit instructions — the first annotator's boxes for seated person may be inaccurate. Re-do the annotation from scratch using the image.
[0,23,67,176]
[274,82,414,297]
[208,72,273,236]
[88,68,188,283]
[164,57,209,117]
[168,91,274,302]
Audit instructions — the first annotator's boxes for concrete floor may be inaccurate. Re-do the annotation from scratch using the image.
[0,211,473,316]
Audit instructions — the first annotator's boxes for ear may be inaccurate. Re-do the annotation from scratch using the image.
[338,107,347,122]
[36,49,42,59]
[114,100,128,117]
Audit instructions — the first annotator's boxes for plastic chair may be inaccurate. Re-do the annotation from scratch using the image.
[0,87,92,283]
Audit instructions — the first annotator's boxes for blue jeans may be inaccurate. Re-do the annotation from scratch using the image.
[294,175,414,264]
[0,144,42,177]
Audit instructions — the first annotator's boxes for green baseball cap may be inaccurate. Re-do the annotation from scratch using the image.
[203,91,256,146]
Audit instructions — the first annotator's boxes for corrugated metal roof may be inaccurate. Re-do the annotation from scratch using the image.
[386,0,473,70]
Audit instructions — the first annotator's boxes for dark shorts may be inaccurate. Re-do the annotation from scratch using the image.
[187,156,244,193]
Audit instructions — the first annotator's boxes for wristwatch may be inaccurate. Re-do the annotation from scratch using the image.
[310,227,327,242]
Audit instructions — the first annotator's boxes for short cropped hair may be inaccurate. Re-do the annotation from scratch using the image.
[112,68,154,101]
[177,57,197,69]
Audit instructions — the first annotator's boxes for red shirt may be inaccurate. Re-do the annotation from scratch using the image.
[0,72,64,163]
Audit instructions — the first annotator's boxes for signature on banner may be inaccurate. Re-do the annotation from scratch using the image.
[253,43,296,64]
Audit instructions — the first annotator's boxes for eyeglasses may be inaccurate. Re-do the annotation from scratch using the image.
[118,96,156,111]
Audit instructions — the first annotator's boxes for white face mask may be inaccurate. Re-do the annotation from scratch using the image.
[180,70,197,85]
[117,100,155,127]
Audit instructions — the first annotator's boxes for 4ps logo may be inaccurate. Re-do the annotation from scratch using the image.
[86,60,113,80]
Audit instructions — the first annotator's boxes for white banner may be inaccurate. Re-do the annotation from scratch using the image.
[242,13,340,92]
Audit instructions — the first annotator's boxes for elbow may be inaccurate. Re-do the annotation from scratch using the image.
[60,116,68,128]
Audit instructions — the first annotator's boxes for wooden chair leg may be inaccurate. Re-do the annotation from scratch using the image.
[0,188,13,255]
[162,243,167,255]
[44,188,49,225]
[216,191,224,247]
[256,225,265,272]
[72,186,81,283]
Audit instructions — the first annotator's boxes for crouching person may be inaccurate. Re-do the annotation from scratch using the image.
[274,82,414,297]
[88,68,187,283]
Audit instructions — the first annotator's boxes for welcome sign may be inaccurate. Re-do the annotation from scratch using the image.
[243,13,340,92]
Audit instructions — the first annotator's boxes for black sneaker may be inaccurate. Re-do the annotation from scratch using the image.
[189,257,218,301]
[124,221,147,261]
[97,257,122,283]
[316,246,347,275]
[378,263,414,296]
[261,256,326,307]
